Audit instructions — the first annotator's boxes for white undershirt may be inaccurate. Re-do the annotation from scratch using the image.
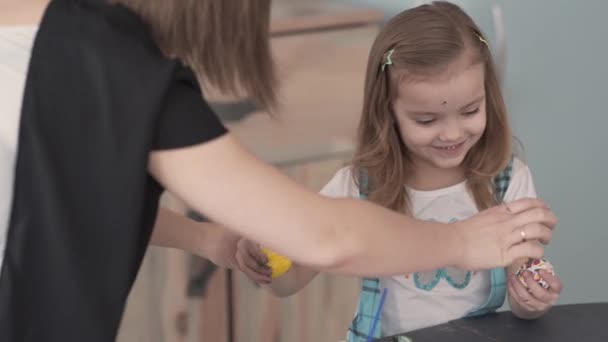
[319,158,537,334]
[0,25,38,269]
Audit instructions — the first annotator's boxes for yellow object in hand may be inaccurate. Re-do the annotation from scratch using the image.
[261,248,292,279]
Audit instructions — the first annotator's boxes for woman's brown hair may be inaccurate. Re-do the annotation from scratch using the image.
[111,0,278,110]
[352,1,512,214]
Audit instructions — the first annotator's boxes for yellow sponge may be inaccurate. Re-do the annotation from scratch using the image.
[261,248,292,279]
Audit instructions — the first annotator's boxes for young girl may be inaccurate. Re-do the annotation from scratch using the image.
[236,2,562,340]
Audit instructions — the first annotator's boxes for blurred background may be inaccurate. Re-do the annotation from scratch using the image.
[117,1,608,341]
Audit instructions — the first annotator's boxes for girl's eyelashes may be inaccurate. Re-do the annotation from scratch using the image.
[415,118,436,126]
[462,108,480,116]
[409,106,479,126]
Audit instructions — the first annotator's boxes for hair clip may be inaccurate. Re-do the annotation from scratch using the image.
[381,49,395,71]
[476,34,488,47]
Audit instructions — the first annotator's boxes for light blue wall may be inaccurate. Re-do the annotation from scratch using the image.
[341,0,608,305]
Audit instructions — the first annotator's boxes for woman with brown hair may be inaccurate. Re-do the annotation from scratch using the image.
[0,1,555,341]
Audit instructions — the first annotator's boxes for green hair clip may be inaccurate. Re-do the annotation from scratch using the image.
[381,48,395,71]
[476,33,488,47]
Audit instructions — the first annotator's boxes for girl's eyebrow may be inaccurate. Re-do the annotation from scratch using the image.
[459,94,485,110]
[409,94,485,115]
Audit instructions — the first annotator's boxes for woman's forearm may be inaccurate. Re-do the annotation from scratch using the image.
[149,134,555,278]
[309,198,461,276]
[265,264,320,297]
[150,207,206,254]
[151,207,240,268]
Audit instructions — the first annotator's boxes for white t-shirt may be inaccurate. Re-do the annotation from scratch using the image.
[319,158,536,334]
[0,26,38,269]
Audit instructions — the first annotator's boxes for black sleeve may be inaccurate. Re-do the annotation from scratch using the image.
[153,66,227,150]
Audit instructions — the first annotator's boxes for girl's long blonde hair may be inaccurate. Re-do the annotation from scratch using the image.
[352,1,512,213]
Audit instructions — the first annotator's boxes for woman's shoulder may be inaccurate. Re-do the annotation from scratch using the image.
[41,0,168,63]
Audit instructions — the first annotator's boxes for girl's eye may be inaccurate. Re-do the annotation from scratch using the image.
[415,119,436,126]
[463,108,480,116]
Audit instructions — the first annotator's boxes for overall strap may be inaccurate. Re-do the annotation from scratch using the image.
[468,157,514,317]
[347,169,382,341]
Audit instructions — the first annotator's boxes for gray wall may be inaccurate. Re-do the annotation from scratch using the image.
[342,0,608,305]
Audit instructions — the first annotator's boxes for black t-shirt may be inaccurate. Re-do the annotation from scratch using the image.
[0,0,226,340]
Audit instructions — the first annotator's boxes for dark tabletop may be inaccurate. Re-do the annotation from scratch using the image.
[376,303,608,342]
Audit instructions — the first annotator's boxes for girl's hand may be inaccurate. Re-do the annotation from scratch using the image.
[508,268,563,318]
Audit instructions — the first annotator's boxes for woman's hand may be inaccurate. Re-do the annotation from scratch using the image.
[235,238,273,284]
[452,198,557,270]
